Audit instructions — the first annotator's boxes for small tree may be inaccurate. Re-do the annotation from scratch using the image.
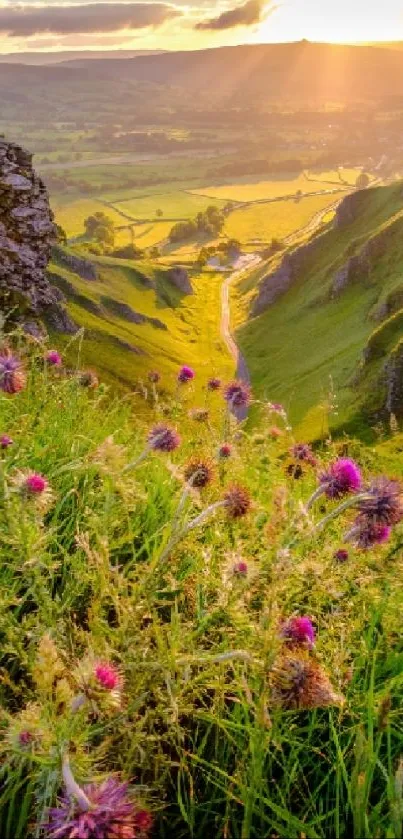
[156,209,163,218]
[356,172,370,190]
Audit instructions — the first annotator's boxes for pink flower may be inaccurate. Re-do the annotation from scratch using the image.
[178,365,195,383]
[0,434,13,449]
[233,560,248,576]
[319,458,362,500]
[281,617,315,648]
[148,424,180,452]
[224,380,251,408]
[219,443,232,458]
[25,473,48,495]
[46,350,62,367]
[334,548,349,563]
[207,377,221,391]
[268,426,282,439]
[94,662,120,691]
[0,350,26,394]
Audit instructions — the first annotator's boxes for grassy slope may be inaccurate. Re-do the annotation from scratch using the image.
[1,341,403,839]
[50,250,233,397]
[234,183,403,439]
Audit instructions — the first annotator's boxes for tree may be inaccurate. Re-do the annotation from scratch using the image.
[84,212,115,248]
[356,172,370,189]
[155,209,163,218]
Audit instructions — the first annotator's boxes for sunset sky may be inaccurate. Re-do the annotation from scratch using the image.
[0,0,402,54]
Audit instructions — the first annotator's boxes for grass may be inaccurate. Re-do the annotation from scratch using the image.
[190,170,352,203]
[51,198,126,239]
[1,335,403,838]
[112,191,227,222]
[224,192,346,245]
[233,182,403,440]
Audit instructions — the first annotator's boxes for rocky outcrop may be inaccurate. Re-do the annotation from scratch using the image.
[251,236,321,315]
[0,139,59,314]
[53,246,97,281]
[386,339,403,418]
[101,296,167,330]
[331,214,403,298]
[166,266,193,295]
[334,189,370,229]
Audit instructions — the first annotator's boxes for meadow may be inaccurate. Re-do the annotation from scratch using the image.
[190,169,358,202]
[0,336,403,839]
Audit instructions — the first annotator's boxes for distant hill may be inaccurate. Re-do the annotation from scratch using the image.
[0,49,166,65]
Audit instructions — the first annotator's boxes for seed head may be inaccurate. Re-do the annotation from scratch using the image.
[286,462,304,479]
[44,776,152,839]
[148,371,160,383]
[178,365,195,383]
[281,617,315,648]
[79,370,99,389]
[268,426,282,439]
[0,350,26,394]
[357,477,403,527]
[189,408,209,423]
[224,484,251,519]
[319,458,362,499]
[184,457,215,488]
[334,548,349,563]
[46,350,62,367]
[148,424,180,452]
[0,434,13,449]
[270,654,344,710]
[233,560,248,576]
[219,443,232,459]
[207,377,221,391]
[224,380,251,408]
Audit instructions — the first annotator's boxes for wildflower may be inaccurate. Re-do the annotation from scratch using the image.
[18,730,35,748]
[25,473,48,495]
[94,662,121,691]
[319,458,362,500]
[0,434,13,449]
[233,560,248,576]
[219,443,232,458]
[268,426,282,439]
[357,477,403,527]
[79,370,99,389]
[189,408,209,423]
[13,471,53,513]
[291,443,317,466]
[148,370,160,383]
[281,617,315,648]
[74,658,123,714]
[45,769,152,839]
[286,462,304,479]
[350,520,392,549]
[178,365,195,383]
[46,350,62,367]
[267,402,286,416]
[207,377,221,391]
[184,458,215,488]
[148,424,180,453]
[0,349,26,394]
[224,484,251,519]
[270,654,344,710]
[224,380,251,408]
[334,548,349,563]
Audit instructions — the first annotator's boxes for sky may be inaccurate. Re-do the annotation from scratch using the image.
[0,0,403,54]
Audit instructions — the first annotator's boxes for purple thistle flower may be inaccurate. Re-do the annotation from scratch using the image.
[25,473,48,495]
[207,377,221,391]
[0,350,26,394]
[357,477,403,527]
[18,730,34,747]
[148,424,180,453]
[219,443,232,459]
[46,350,62,367]
[281,616,315,648]
[352,520,392,550]
[94,662,121,691]
[233,560,248,576]
[223,380,251,408]
[178,365,195,383]
[291,443,317,466]
[224,484,251,519]
[334,548,349,563]
[0,434,13,449]
[148,370,160,384]
[44,776,152,839]
[319,458,362,500]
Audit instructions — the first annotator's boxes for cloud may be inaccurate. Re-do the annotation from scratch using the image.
[0,3,180,36]
[195,0,271,30]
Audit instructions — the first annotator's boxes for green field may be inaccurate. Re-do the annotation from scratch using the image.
[52,198,127,238]
[224,192,346,245]
[113,191,227,221]
[191,170,353,202]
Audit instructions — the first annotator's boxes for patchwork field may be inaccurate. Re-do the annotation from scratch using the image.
[190,169,356,202]
[112,191,227,221]
[52,198,127,238]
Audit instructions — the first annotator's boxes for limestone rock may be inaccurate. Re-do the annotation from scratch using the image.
[167,266,193,295]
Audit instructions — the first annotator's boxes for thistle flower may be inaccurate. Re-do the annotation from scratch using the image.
[0,434,13,449]
[334,548,349,563]
[267,402,286,416]
[74,658,123,714]
[219,443,232,458]
[184,457,215,488]
[291,443,317,466]
[0,350,26,394]
[270,654,344,710]
[281,617,315,648]
[12,471,53,513]
[45,773,152,839]
[178,365,195,383]
[25,473,48,495]
[349,520,392,549]
[319,458,362,500]
[357,477,403,527]
[148,370,160,384]
[94,662,121,691]
[224,380,251,408]
[189,408,209,423]
[79,370,99,389]
[148,424,180,453]
[207,377,221,391]
[268,426,282,439]
[46,350,62,367]
[224,484,251,519]
[286,462,304,479]
[233,560,248,576]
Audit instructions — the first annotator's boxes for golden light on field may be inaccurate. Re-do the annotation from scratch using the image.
[255,0,403,44]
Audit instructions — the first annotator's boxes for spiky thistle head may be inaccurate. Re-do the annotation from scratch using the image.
[233,560,248,576]
[0,434,13,449]
[207,377,221,391]
[334,548,349,563]
[177,365,195,383]
[223,380,251,408]
[270,654,344,710]
[44,776,152,839]
[281,617,315,649]
[291,443,317,466]
[357,477,403,527]
[0,349,26,394]
[189,408,209,423]
[79,370,99,389]
[148,424,180,453]
[219,443,232,459]
[46,350,62,367]
[319,458,362,499]
[184,457,215,488]
[13,471,54,513]
[148,370,160,384]
[75,658,123,713]
[224,484,251,519]
[351,519,392,549]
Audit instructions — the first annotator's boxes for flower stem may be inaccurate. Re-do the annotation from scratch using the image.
[62,754,91,812]
[314,493,370,531]
[157,500,226,566]
[123,446,151,473]
[305,485,325,510]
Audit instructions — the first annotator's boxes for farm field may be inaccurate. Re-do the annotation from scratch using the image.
[114,221,173,249]
[112,191,227,221]
[224,191,346,245]
[190,169,353,202]
[52,198,127,238]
